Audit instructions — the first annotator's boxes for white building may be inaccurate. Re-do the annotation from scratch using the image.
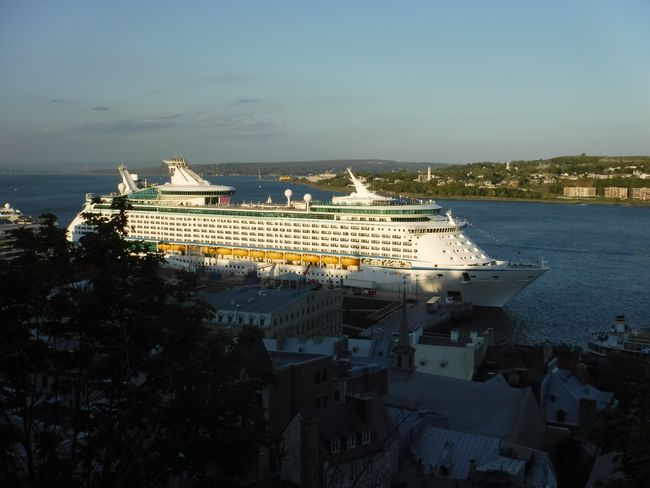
[414,329,494,380]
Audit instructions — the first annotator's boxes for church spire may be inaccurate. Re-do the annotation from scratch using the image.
[398,285,410,348]
[392,280,416,372]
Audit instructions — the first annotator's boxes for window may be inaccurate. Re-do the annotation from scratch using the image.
[347,433,356,449]
[330,439,340,454]
[314,370,321,384]
[362,432,371,445]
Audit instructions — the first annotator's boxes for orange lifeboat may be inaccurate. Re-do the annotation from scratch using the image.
[341,257,360,266]
[321,255,339,265]
[217,247,232,256]
[234,249,249,257]
[157,242,172,252]
[249,250,265,259]
[202,246,217,255]
[303,254,320,263]
[267,251,284,260]
[283,252,302,262]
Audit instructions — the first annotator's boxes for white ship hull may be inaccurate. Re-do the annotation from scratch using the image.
[164,255,545,307]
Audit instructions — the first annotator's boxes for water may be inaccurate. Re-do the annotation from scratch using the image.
[2,174,649,345]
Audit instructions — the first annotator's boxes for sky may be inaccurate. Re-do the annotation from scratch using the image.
[1,0,649,170]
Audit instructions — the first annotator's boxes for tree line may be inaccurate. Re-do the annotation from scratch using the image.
[0,201,271,487]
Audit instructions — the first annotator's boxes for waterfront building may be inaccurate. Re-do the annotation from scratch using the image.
[563,187,597,198]
[630,187,650,200]
[201,285,342,338]
[603,187,628,199]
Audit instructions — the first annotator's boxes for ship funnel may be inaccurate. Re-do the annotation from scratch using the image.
[284,189,293,207]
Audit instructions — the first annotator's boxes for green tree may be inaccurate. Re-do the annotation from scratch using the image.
[0,204,270,487]
[586,355,650,487]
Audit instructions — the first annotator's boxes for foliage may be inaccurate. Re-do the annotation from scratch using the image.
[313,154,650,203]
[550,436,592,488]
[0,203,270,487]
[586,355,650,487]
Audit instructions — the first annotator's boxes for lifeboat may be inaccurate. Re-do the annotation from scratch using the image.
[321,255,339,265]
[234,249,249,257]
[157,243,172,252]
[303,254,320,263]
[217,247,233,255]
[249,250,266,259]
[341,257,360,266]
[267,251,284,260]
[284,252,302,262]
[202,246,217,255]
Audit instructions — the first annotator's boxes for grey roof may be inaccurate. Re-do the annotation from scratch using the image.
[268,351,329,369]
[387,371,546,448]
[387,406,450,440]
[412,425,500,479]
[201,285,312,314]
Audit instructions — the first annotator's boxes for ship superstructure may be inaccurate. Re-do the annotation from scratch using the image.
[67,158,547,307]
[1,203,41,260]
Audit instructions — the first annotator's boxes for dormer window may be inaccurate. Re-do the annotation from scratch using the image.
[330,439,340,454]
[362,431,371,445]
[347,433,356,449]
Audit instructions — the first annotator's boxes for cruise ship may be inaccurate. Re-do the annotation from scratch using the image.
[1,203,41,260]
[67,158,548,307]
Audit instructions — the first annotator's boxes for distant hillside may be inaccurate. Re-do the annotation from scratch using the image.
[207,160,448,176]
[84,159,448,177]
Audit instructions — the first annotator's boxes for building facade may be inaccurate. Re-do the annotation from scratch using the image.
[563,187,597,198]
[603,187,628,199]
[630,187,650,200]
[203,285,343,338]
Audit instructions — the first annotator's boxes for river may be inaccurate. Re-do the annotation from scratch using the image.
[2,173,648,345]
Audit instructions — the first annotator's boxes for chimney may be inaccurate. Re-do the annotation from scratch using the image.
[543,342,553,367]
[576,363,591,385]
[348,393,374,424]
[485,328,495,347]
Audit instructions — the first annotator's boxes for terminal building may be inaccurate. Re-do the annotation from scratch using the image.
[202,281,343,338]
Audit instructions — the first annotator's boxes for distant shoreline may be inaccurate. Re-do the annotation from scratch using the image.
[299,181,650,207]
[4,171,648,207]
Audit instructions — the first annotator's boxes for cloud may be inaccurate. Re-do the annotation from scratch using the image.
[77,112,281,138]
[50,98,73,104]
[91,106,110,111]
[190,112,282,137]
[231,97,263,105]
[78,114,181,134]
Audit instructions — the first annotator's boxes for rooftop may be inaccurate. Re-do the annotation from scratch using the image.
[201,285,317,314]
